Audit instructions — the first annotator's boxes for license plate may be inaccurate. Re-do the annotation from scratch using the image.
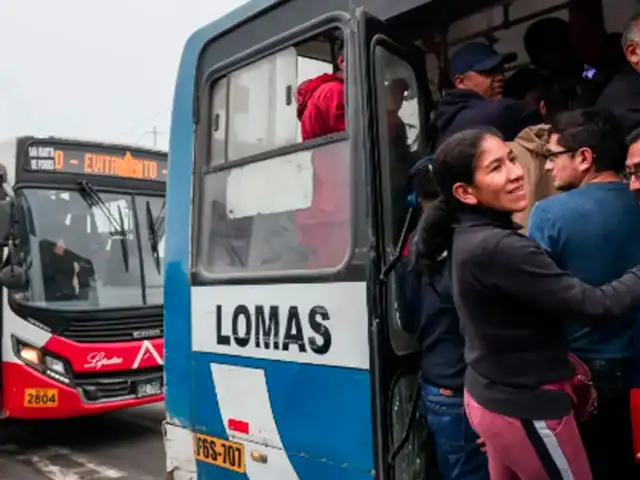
[24,388,58,407]
[136,379,162,398]
[193,433,245,473]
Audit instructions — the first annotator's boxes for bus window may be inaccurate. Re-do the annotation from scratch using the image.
[134,195,165,305]
[93,199,132,235]
[210,77,227,167]
[211,47,299,164]
[373,45,424,356]
[197,30,350,277]
[374,47,421,245]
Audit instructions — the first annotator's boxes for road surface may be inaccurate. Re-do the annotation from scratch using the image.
[0,403,165,479]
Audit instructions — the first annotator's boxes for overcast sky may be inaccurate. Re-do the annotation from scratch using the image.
[0,0,247,151]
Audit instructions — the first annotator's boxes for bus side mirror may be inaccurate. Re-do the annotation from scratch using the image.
[0,199,12,245]
[0,265,26,290]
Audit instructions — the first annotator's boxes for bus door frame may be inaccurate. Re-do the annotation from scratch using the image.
[351,7,432,479]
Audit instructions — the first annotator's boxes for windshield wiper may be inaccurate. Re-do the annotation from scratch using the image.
[154,199,165,240]
[78,181,130,272]
[145,199,164,275]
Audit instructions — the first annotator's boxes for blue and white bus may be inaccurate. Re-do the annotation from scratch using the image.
[162,0,621,478]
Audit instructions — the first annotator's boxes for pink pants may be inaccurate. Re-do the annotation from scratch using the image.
[464,390,592,480]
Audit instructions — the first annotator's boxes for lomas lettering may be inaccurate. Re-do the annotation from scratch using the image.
[215,304,332,355]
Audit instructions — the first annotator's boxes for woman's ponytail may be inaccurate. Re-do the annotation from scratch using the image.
[409,194,454,277]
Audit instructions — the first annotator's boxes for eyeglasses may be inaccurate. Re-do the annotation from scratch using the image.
[544,147,596,160]
[622,166,640,183]
[545,149,577,160]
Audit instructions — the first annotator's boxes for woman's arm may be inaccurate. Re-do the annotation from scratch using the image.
[489,232,640,323]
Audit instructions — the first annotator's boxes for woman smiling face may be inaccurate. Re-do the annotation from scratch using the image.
[452,134,528,213]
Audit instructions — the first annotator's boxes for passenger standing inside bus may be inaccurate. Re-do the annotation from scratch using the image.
[294,39,349,269]
[626,126,640,465]
[433,42,541,147]
[523,17,583,81]
[412,127,640,480]
[596,13,640,135]
[627,126,640,199]
[504,79,595,229]
[507,124,555,231]
[399,158,489,480]
[296,40,345,140]
[527,109,640,479]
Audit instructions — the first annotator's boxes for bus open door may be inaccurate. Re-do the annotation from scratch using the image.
[351,7,436,479]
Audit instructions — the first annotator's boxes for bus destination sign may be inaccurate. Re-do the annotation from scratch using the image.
[26,144,167,182]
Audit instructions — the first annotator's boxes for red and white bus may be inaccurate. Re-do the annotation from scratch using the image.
[0,136,165,419]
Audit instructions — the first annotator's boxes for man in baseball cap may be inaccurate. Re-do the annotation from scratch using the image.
[433,42,542,147]
[450,42,517,99]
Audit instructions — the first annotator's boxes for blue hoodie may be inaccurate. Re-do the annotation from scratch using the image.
[434,89,542,146]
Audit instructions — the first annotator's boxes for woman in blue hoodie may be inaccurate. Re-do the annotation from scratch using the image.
[396,157,488,480]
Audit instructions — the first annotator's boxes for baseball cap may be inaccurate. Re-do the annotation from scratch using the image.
[450,42,517,78]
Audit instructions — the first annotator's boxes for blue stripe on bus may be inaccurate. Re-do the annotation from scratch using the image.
[194,454,375,480]
[194,462,247,479]
[290,457,376,480]
[191,352,375,474]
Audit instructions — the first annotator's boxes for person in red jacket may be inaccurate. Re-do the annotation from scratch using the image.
[296,44,346,140]
[294,42,348,269]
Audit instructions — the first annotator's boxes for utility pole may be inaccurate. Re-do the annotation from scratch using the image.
[137,127,161,147]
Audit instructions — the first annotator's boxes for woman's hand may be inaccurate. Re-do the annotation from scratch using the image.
[477,437,487,453]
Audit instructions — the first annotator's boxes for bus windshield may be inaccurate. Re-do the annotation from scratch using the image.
[14,187,165,310]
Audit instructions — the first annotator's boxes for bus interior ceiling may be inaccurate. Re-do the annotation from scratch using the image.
[296,35,338,63]
[365,0,639,97]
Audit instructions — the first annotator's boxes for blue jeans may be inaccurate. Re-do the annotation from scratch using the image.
[419,382,488,480]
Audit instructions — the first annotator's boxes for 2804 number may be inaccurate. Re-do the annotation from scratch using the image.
[24,388,58,407]
[193,433,245,473]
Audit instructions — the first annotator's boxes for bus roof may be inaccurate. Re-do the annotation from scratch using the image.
[6,135,167,157]
[180,0,504,57]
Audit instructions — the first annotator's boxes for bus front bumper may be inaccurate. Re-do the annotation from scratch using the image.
[1,361,163,420]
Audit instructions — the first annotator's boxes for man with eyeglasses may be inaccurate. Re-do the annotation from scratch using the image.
[528,108,640,479]
[596,13,640,135]
[626,125,640,468]
[626,126,640,200]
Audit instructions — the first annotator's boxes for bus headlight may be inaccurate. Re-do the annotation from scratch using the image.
[13,338,71,383]
[18,344,42,365]
[44,356,67,376]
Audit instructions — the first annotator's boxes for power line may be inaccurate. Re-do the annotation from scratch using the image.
[135,126,162,147]
[112,106,170,141]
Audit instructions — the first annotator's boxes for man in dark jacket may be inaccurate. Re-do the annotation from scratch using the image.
[434,42,541,146]
[596,13,640,135]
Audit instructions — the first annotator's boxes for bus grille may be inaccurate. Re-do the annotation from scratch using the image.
[73,366,163,402]
[60,313,164,343]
